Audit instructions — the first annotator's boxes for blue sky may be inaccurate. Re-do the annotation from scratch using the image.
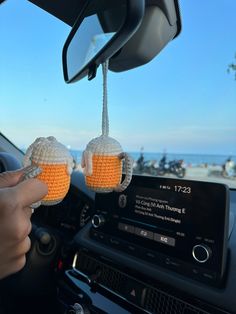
[0,0,235,155]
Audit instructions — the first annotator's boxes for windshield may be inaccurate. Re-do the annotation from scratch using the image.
[0,0,235,188]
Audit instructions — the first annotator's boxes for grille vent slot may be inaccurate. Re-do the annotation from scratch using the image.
[145,287,208,314]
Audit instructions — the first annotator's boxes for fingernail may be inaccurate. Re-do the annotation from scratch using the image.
[21,166,42,181]
[30,201,41,209]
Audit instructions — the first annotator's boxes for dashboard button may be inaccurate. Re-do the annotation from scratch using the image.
[91,230,99,239]
[154,233,176,247]
[124,279,146,306]
[98,233,105,241]
[127,244,136,252]
[145,251,156,260]
[165,257,181,269]
[118,223,134,234]
[123,243,140,256]
[192,268,200,275]
[202,272,216,280]
[135,228,154,240]
[109,237,121,247]
[192,244,211,263]
[144,250,165,266]
[91,230,106,242]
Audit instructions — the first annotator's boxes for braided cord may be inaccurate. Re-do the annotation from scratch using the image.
[102,60,109,136]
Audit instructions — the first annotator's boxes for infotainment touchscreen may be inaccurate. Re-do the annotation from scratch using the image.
[122,183,224,240]
[93,176,229,285]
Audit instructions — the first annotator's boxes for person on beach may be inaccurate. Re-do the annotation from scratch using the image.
[224,157,235,177]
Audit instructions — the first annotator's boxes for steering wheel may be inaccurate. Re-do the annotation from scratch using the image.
[0,152,22,173]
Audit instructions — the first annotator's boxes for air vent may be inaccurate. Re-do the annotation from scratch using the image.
[75,251,228,314]
[144,287,208,314]
[76,251,126,294]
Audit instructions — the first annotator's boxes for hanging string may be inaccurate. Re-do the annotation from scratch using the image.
[102,59,109,136]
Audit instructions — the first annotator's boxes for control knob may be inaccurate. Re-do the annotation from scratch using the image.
[35,228,56,255]
[192,244,212,263]
[67,303,90,314]
[92,214,105,228]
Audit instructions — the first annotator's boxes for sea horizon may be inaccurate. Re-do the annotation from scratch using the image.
[69,150,236,167]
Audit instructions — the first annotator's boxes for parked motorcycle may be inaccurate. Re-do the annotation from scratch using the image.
[157,158,186,178]
[133,158,158,175]
[133,154,186,178]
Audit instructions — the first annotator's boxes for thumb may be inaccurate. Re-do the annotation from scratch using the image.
[0,166,43,189]
[0,169,25,188]
[13,178,48,208]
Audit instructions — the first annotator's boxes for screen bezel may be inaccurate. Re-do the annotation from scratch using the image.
[95,175,229,276]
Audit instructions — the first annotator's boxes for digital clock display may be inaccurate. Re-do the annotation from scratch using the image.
[159,184,192,193]
[174,185,191,193]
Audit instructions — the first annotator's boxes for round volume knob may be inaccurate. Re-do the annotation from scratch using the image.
[92,214,105,228]
[192,244,212,263]
[67,303,90,314]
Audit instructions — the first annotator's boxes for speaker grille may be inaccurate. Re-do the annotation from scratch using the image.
[145,287,208,314]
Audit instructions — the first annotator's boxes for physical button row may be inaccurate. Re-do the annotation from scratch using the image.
[118,222,176,247]
[90,230,216,283]
[91,230,169,266]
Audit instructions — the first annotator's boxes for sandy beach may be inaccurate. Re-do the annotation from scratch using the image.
[75,163,236,189]
[183,166,236,188]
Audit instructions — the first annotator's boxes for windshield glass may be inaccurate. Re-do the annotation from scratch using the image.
[0,0,235,188]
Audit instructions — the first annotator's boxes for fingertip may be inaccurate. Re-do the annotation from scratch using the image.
[34,178,48,195]
[27,178,48,196]
[14,178,48,207]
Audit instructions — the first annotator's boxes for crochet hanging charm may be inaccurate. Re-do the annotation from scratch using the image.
[82,60,133,193]
[23,136,73,207]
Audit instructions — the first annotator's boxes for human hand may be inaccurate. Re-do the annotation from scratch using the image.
[0,168,48,279]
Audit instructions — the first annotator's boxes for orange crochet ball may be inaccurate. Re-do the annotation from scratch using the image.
[36,163,71,203]
[85,155,122,191]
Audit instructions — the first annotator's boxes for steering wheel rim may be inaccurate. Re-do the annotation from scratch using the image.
[0,152,22,172]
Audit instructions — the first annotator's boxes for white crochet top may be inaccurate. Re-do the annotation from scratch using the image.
[85,135,123,156]
[23,136,74,174]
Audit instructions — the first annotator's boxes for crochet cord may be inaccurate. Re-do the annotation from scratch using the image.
[102,60,109,136]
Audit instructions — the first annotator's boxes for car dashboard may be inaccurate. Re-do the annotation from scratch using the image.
[29,170,236,314]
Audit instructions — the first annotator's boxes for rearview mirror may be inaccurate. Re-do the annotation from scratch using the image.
[63,0,145,83]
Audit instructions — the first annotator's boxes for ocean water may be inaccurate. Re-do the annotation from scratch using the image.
[70,150,236,167]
